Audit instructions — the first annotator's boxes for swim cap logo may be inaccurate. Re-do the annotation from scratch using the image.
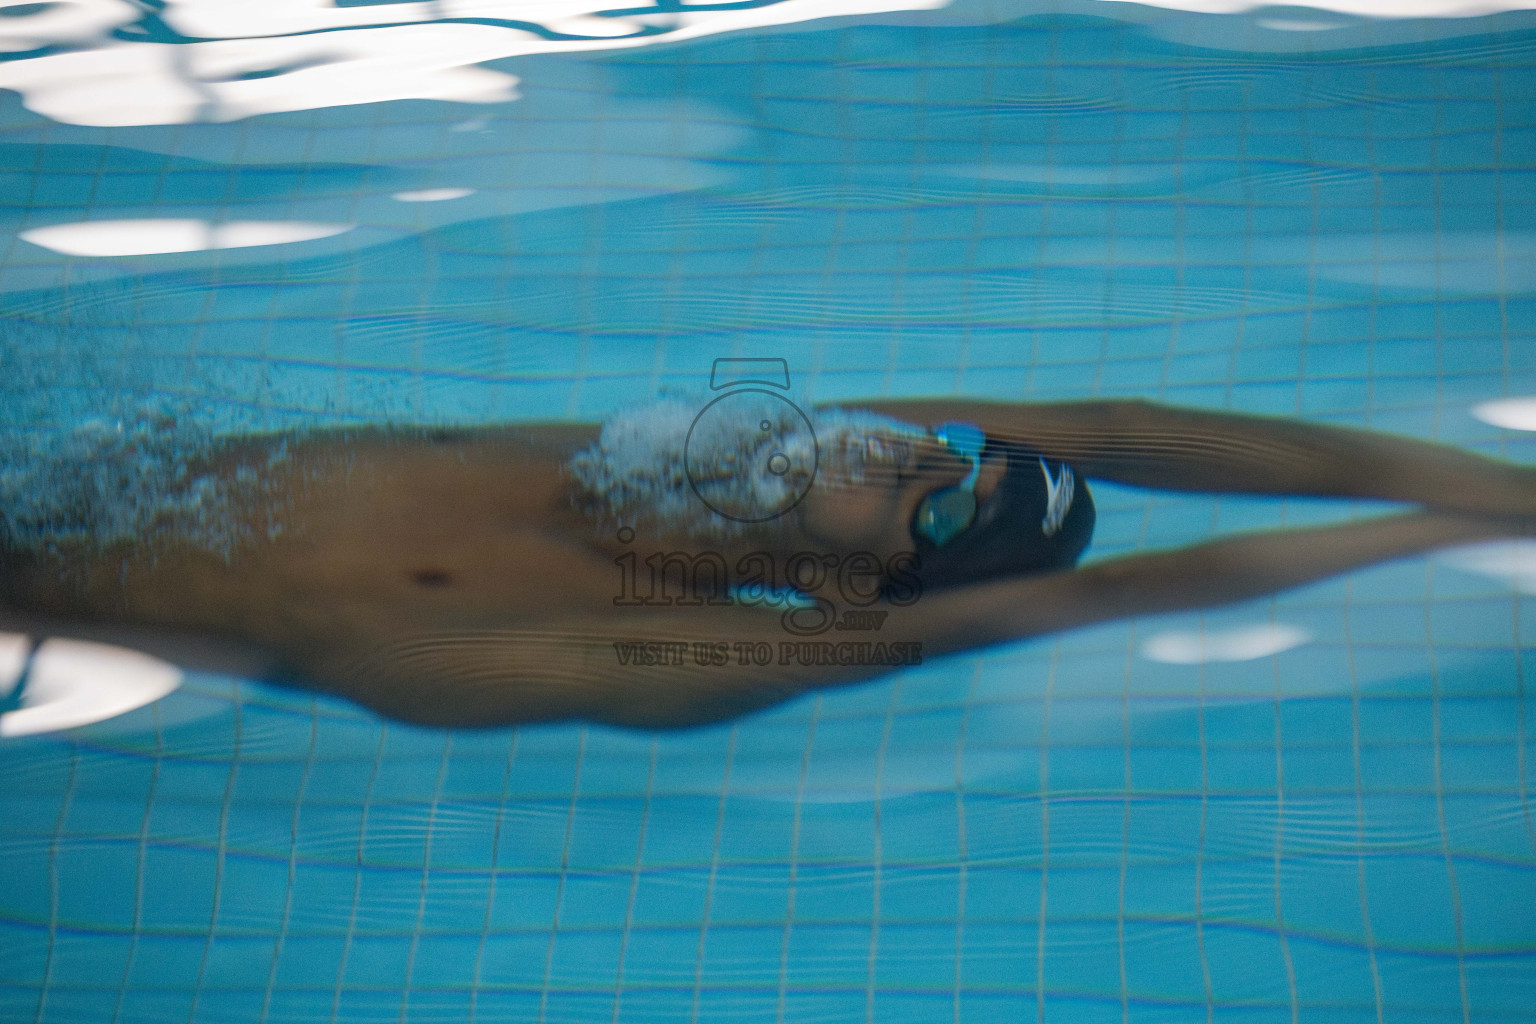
[1039,458,1075,537]
[684,358,818,523]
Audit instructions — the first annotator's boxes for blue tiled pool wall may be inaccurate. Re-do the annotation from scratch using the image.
[2,12,1535,1024]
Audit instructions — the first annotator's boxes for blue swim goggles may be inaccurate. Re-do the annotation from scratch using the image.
[912,421,987,548]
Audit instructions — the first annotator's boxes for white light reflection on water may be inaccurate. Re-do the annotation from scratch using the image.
[1439,539,1536,593]
[391,188,476,202]
[20,218,353,255]
[0,638,182,737]
[0,0,947,125]
[1472,396,1536,431]
[1141,623,1312,664]
[2,0,1534,126]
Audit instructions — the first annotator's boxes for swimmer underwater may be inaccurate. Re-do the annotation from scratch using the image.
[1,396,1533,729]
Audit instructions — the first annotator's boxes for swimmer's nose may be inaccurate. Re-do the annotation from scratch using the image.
[910,438,1004,495]
[972,454,1006,506]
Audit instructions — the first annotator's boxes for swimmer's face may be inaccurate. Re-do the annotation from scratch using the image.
[797,436,1007,556]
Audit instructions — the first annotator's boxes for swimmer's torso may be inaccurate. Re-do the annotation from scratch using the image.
[0,422,968,725]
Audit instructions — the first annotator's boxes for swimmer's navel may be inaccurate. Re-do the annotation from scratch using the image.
[411,568,455,588]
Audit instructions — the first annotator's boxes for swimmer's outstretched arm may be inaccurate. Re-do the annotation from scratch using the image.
[312,509,1518,730]
[927,509,1520,646]
[853,399,1536,516]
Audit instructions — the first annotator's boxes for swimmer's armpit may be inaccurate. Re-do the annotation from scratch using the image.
[854,398,1536,517]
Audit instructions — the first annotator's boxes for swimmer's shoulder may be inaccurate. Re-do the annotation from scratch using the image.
[266,421,601,465]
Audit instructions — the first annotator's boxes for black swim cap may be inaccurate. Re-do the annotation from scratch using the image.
[908,440,1095,590]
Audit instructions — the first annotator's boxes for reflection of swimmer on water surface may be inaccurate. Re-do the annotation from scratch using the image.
[1,397,1533,729]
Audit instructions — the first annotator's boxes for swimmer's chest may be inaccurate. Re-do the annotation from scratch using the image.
[259,435,618,623]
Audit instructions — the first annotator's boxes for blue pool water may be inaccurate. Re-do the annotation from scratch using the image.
[2,2,1535,1022]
